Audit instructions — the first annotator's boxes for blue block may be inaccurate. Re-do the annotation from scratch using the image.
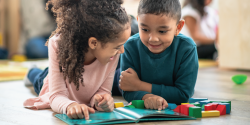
[199,100,210,106]
[167,103,177,110]
[189,98,208,103]
[219,103,230,114]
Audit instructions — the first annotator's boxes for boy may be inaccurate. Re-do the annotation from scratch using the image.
[119,0,198,110]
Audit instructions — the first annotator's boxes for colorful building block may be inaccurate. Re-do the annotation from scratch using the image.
[131,100,144,109]
[125,105,135,108]
[210,100,231,111]
[181,103,189,105]
[181,104,195,115]
[190,102,200,107]
[189,98,208,103]
[114,102,124,108]
[201,104,205,111]
[199,100,210,106]
[202,110,220,117]
[189,107,202,118]
[219,103,230,114]
[216,105,226,115]
[167,103,177,110]
[173,105,181,113]
[205,105,213,111]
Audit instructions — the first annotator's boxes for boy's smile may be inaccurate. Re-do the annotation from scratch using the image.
[138,14,183,54]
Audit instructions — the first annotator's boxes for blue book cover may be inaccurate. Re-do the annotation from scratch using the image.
[55,107,196,125]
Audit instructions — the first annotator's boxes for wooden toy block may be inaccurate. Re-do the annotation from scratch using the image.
[210,100,231,111]
[173,105,181,113]
[125,105,135,108]
[114,102,124,108]
[190,103,200,107]
[167,103,177,110]
[210,103,218,110]
[189,98,208,103]
[182,104,195,115]
[189,107,202,118]
[202,110,220,117]
[12,55,27,62]
[181,103,189,105]
[219,103,230,114]
[132,100,144,109]
[216,105,226,115]
[205,104,213,111]
[199,100,210,107]
[201,104,205,111]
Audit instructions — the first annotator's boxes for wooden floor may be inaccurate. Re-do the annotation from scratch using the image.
[0,67,250,125]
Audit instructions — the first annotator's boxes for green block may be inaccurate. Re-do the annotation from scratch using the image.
[190,103,200,107]
[125,105,135,108]
[189,107,202,118]
[132,100,145,109]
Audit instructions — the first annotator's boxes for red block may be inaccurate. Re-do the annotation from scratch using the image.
[207,103,219,110]
[205,104,213,111]
[181,104,194,115]
[173,105,181,113]
[216,105,226,115]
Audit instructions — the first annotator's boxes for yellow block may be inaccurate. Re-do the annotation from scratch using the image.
[114,102,124,108]
[202,110,220,117]
[12,55,27,62]
[181,103,189,105]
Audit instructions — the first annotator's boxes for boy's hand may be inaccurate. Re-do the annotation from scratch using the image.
[119,68,141,91]
[142,94,168,110]
[66,102,95,119]
[93,94,114,112]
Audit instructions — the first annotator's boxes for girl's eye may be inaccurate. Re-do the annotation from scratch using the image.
[159,31,167,33]
[142,28,148,32]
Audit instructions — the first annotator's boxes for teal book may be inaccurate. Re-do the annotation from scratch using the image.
[55,107,196,125]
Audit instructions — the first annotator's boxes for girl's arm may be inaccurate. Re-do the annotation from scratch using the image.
[48,36,76,114]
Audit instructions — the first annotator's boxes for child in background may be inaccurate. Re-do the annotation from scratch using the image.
[23,0,131,120]
[181,0,219,59]
[119,0,198,110]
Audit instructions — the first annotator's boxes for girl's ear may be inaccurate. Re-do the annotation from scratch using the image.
[88,37,98,50]
[175,19,185,36]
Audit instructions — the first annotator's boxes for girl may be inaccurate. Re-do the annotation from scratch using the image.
[181,0,218,59]
[23,0,131,120]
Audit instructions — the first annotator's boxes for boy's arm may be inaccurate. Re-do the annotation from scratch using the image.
[149,46,198,104]
[121,47,151,103]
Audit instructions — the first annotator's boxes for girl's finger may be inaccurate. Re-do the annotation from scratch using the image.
[76,107,84,119]
[71,108,78,119]
[88,107,95,114]
[81,106,89,120]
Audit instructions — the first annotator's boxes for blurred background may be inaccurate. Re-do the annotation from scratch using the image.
[0,0,249,71]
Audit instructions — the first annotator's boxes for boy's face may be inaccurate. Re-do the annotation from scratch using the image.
[137,14,183,54]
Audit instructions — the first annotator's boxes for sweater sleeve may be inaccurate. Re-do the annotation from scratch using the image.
[89,55,119,107]
[121,45,151,103]
[48,37,76,114]
[151,45,198,104]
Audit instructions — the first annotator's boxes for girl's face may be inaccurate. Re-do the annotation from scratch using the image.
[93,26,131,65]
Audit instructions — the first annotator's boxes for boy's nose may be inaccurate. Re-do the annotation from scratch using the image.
[149,33,159,42]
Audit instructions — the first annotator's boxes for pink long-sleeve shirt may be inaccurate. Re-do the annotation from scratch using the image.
[23,35,119,114]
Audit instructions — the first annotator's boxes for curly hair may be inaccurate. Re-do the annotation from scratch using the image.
[45,0,129,90]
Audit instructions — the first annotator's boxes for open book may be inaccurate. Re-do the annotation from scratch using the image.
[55,107,196,125]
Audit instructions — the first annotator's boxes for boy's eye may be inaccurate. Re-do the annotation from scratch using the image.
[116,47,121,50]
[141,28,148,32]
[159,31,167,33]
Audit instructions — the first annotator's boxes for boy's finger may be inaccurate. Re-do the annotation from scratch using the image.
[157,99,163,110]
[163,100,168,110]
[82,106,89,120]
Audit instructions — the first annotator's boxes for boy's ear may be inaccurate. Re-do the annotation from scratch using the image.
[175,19,185,36]
[88,37,98,50]
[136,16,138,21]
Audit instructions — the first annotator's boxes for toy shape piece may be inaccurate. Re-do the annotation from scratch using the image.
[167,103,177,110]
[189,107,202,118]
[131,100,144,109]
[218,103,230,114]
[189,98,208,103]
[202,110,220,117]
[114,102,124,108]
[216,105,226,115]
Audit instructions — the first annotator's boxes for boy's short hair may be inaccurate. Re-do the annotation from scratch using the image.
[138,0,181,22]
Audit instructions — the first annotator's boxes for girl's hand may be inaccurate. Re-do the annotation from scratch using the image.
[66,102,95,119]
[143,94,168,110]
[93,94,114,112]
[119,68,141,91]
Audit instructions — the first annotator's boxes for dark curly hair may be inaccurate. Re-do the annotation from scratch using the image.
[45,0,129,90]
